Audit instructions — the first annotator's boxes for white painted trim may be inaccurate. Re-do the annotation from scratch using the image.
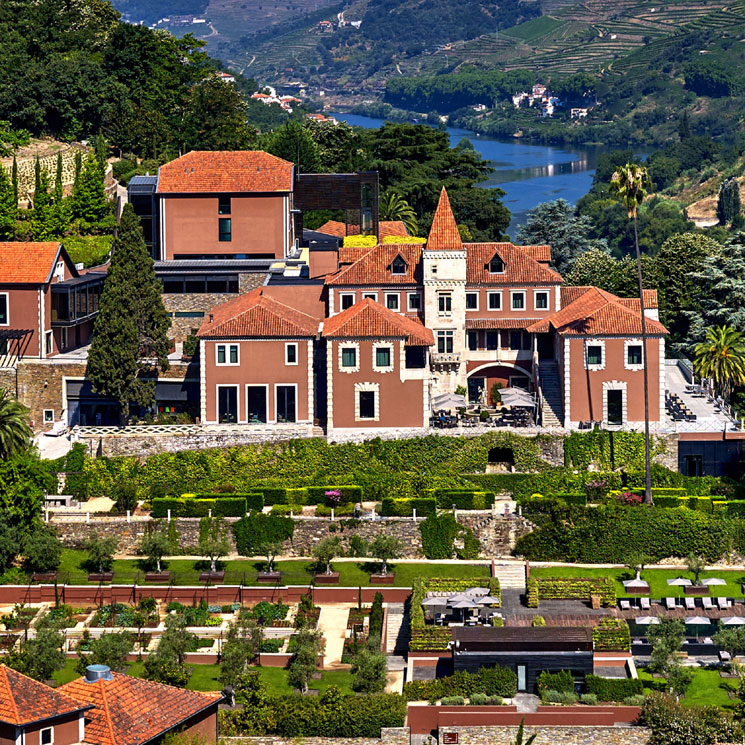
[555,284,561,311]
[274,382,298,423]
[372,343,394,373]
[159,197,167,261]
[245,383,269,424]
[437,291,453,316]
[354,381,380,422]
[285,342,299,365]
[584,339,605,370]
[659,336,666,425]
[43,409,54,423]
[328,288,335,316]
[602,379,628,424]
[44,330,53,358]
[215,343,240,366]
[307,338,314,423]
[0,291,8,326]
[339,292,355,311]
[487,290,502,311]
[338,341,360,373]
[327,340,334,429]
[200,339,206,423]
[563,337,571,428]
[216,383,241,423]
[283,194,289,257]
[466,361,534,380]
[510,290,526,311]
[407,292,421,312]
[39,288,44,358]
[533,289,549,311]
[436,329,455,354]
[465,291,479,311]
[39,727,54,745]
[385,292,400,312]
[362,292,378,302]
[624,339,644,371]
[78,713,85,743]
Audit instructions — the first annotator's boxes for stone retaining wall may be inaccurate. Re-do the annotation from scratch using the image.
[443,726,651,745]
[222,728,408,745]
[52,514,521,558]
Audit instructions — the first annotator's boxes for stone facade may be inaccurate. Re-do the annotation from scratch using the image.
[52,514,522,558]
[223,729,408,745]
[442,726,651,745]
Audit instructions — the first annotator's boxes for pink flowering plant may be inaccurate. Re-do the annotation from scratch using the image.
[325,489,342,504]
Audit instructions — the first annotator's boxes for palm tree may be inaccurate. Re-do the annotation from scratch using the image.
[512,718,537,745]
[379,190,419,236]
[694,325,745,403]
[0,388,31,459]
[610,164,653,504]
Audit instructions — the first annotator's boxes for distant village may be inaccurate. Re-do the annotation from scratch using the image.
[507,83,598,119]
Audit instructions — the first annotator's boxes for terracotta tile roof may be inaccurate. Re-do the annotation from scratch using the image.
[0,242,64,284]
[317,220,409,238]
[338,246,374,264]
[519,245,551,263]
[0,665,89,726]
[323,298,434,346]
[60,673,221,745]
[527,286,667,336]
[560,286,658,309]
[426,188,462,251]
[466,243,562,285]
[157,151,294,194]
[465,318,542,330]
[198,288,319,338]
[326,245,422,286]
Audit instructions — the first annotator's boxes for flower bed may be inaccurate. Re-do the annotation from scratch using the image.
[347,607,370,631]
[242,601,289,627]
[526,576,616,607]
[592,618,631,652]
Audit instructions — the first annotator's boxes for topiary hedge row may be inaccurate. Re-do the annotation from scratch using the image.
[592,618,631,652]
[191,492,264,510]
[380,497,437,517]
[152,496,247,517]
[403,667,517,700]
[249,486,363,505]
[232,512,295,555]
[526,576,616,607]
[585,675,643,701]
[427,488,496,510]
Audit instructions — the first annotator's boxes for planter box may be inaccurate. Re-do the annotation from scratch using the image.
[88,572,114,583]
[370,574,395,585]
[314,572,340,585]
[258,571,282,584]
[32,572,58,583]
[144,572,171,584]
[685,585,709,596]
[200,571,225,584]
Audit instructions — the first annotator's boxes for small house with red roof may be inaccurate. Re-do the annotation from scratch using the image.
[197,288,319,425]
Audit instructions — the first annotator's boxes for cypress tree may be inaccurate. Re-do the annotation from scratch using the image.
[0,166,16,240]
[33,156,41,199]
[95,135,108,171]
[717,177,742,226]
[86,204,170,425]
[49,153,70,237]
[71,152,107,227]
[74,150,82,183]
[11,156,18,205]
[678,111,691,141]
[31,165,52,240]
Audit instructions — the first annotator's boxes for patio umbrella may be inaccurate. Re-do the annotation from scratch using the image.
[449,599,479,609]
[721,617,745,625]
[623,579,650,590]
[422,597,447,606]
[685,616,711,625]
[701,578,727,586]
[432,393,467,411]
[634,616,660,625]
[464,587,491,596]
[667,578,693,586]
[448,594,476,603]
[474,596,501,605]
[499,388,535,407]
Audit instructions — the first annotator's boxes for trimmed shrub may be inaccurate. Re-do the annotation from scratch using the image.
[553,493,587,506]
[470,693,503,705]
[315,503,355,517]
[580,693,598,705]
[428,489,496,510]
[232,512,294,555]
[537,670,574,694]
[585,675,643,701]
[306,486,362,504]
[623,695,645,707]
[193,492,264,510]
[151,497,247,517]
[402,666,517,701]
[441,696,465,706]
[526,577,615,607]
[381,498,436,517]
[592,618,631,652]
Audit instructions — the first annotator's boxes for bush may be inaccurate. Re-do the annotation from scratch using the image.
[470,693,503,705]
[580,693,598,705]
[537,670,574,694]
[623,695,646,706]
[526,577,615,607]
[193,492,264,510]
[381,498,436,517]
[306,486,362,504]
[419,513,480,559]
[428,489,496,510]
[369,592,384,641]
[542,689,578,704]
[532,615,546,627]
[232,512,294,555]
[271,504,302,516]
[315,503,355,517]
[441,696,465,705]
[151,497,246,518]
[592,618,631,652]
[402,666,517,701]
[585,675,643,702]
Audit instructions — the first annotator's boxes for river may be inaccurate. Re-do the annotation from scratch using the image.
[330,112,607,237]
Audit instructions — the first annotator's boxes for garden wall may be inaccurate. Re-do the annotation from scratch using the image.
[436,726,650,745]
[223,730,409,745]
[51,515,523,558]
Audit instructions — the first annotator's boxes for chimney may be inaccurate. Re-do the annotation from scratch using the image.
[85,665,113,683]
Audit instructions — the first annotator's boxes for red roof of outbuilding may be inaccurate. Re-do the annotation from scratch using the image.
[0,665,89,726]
[527,286,667,336]
[59,672,221,745]
[0,242,64,284]
[426,188,462,252]
[466,243,562,285]
[317,220,409,238]
[157,151,294,194]
[323,298,433,346]
[326,245,422,285]
[198,288,319,338]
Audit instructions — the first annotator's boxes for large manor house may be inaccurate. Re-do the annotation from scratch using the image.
[0,151,667,437]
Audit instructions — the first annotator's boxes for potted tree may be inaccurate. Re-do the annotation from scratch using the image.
[257,539,283,584]
[312,536,341,584]
[198,516,230,583]
[140,528,171,583]
[369,535,401,584]
[85,533,118,582]
[24,527,62,582]
[685,554,708,595]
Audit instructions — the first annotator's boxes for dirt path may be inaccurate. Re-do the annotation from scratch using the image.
[316,604,351,669]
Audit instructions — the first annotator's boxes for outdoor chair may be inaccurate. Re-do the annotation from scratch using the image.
[641,597,651,610]
[665,597,677,610]
[702,597,714,610]
[685,598,696,610]
[721,650,732,662]
[620,600,631,611]
[717,597,731,610]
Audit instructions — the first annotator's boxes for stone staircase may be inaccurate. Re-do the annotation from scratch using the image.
[492,562,527,592]
[538,361,563,427]
[385,602,410,654]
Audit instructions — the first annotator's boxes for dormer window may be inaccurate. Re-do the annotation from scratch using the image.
[391,255,407,275]
[489,256,505,274]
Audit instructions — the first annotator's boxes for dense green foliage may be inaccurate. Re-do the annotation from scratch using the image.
[526,576,616,607]
[419,513,480,560]
[591,618,631,652]
[152,496,247,518]
[403,666,517,701]
[380,497,436,517]
[232,512,294,556]
[585,674,642,701]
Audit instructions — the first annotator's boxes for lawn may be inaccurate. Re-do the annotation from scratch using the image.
[529,566,745,599]
[62,235,113,268]
[638,667,736,708]
[54,550,490,587]
[52,659,353,694]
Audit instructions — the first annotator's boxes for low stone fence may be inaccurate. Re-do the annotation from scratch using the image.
[439,726,651,745]
[222,730,409,745]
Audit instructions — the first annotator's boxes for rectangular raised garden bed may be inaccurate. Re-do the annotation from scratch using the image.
[685,585,709,596]
[88,572,114,583]
[258,571,282,584]
[314,572,340,585]
[370,574,395,585]
[144,572,171,583]
[200,571,225,584]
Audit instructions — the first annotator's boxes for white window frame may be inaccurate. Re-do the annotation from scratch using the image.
[0,292,7,326]
[438,293,452,316]
[245,383,269,424]
[362,292,378,301]
[285,342,298,366]
[584,339,606,370]
[385,292,400,312]
[55,261,65,282]
[340,292,355,310]
[534,290,549,311]
[274,382,298,423]
[355,381,380,422]
[216,384,240,423]
[436,330,454,354]
[407,292,421,312]
[465,291,479,311]
[338,342,360,373]
[624,339,644,371]
[510,291,526,311]
[372,344,394,373]
[40,728,54,745]
[45,330,53,356]
[215,343,240,366]
[43,409,54,423]
[488,257,505,274]
[487,291,502,311]
[60,326,68,350]
[391,256,407,275]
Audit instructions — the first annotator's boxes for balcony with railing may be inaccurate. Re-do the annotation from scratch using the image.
[51,273,106,326]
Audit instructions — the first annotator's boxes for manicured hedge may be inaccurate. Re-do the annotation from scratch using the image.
[248,486,361,506]
[466,470,624,500]
[306,486,363,504]
[403,667,517,700]
[526,576,615,607]
[152,496,247,517]
[592,618,631,652]
[191,492,264,510]
[552,492,587,506]
[537,670,574,693]
[381,497,437,517]
[585,675,642,701]
[232,512,294,555]
[428,489,496,510]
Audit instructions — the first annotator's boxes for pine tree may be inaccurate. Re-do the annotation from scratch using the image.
[95,135,108,171]
[678,111,691,141]
[86,204,170,425]
[31,162,52,240]
[717,177,741,226]
[10,156,18,205]
[48,153,70,237]
[71,152,108,228]
[74,150,82,183]
[0,167,16,240]
[268,119,321,173]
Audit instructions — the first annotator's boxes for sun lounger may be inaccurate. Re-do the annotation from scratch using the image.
[685,597,696,610]
[620,600,631,611]
[702,597,714,610]
[44,420,68,437]
[717,597,731,609]
[665,597,677,610]
[641,597,651,610]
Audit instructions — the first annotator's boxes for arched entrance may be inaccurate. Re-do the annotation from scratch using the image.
[466,364,533,405]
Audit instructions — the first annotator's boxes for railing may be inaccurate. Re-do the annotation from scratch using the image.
[430,352,461,365]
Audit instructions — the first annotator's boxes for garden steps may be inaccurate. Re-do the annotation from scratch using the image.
[385,602,410,654]
[538,360,563,427]
[492,563,527,591]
